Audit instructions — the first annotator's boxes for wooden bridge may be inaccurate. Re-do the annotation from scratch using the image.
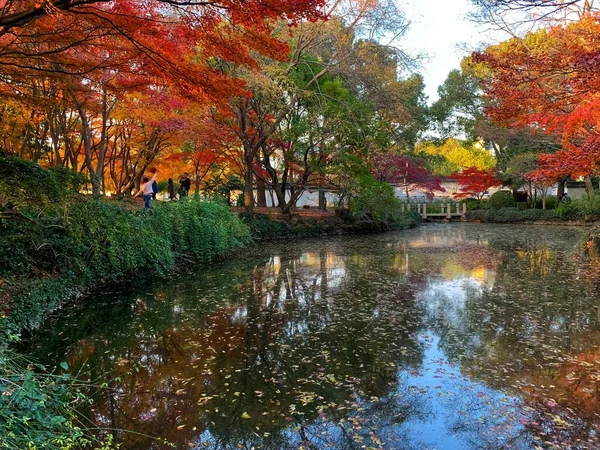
[401,203,467,220]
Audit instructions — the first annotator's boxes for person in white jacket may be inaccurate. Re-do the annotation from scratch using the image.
[135,169,158,209]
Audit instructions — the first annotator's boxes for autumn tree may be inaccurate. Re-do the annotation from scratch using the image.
[470,0,597,32]
[372,153,445,200]
[416,138,496,176]
[474,16,600,198]
[0,0,327,196]
[452,167,500,200]
[218,0,413,212]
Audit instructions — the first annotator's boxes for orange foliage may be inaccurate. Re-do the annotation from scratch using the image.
[474,15,600,179]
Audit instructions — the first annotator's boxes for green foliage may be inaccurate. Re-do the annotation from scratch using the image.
[239,213,292,240]
[1,164,250,334]
[467,207,560,223]
[555,197,600,220]
[487,190,516,209]
[461,198,487,211]
[536,196,558,210]
[152,200,250,263]
[238,207,418,241]
[0,157,85,212]
[346,172,412,227]
[516,201,528,210]
[157,180,169,192]
[0,349,88,450]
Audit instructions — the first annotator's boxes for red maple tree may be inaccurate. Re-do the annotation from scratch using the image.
[452,167,501,200]
[372,153,445,200]
[473,16,600,189]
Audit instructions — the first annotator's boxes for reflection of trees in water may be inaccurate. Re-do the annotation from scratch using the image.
[26,225,600,449]
[28,242,428,449]
[421,230,600,448]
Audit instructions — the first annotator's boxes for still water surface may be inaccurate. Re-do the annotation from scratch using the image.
[26,224,600,449]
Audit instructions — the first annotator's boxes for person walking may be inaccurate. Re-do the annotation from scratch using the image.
[135,168,158,209]
[167,178,176,200]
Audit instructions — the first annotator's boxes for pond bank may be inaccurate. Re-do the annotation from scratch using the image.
[1,200,419,337]
[0,199,250,336]
[238,209,420,240]
[465,206,596,226]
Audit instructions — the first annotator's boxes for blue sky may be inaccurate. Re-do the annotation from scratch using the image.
[400,0,507,103]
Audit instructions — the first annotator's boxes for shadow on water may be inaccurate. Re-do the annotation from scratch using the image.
[24,224,600,449]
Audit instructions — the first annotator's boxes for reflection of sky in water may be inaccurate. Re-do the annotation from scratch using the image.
[417,277,485,327]
[395,334,524,450]
[410,272,525,449]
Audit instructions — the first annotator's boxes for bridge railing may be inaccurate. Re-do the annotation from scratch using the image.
[401,202,467,218]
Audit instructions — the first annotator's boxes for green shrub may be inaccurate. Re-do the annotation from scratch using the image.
[556,199,586,220]
[1,197,250,334]
[0,349,90,450]
[461,198,487,211]
[466,207,560,223]
[487,190,516,209]
[466,209,487,222]
[535,196,558,210]
[0,157,84,213]
[516,201,528,210]
[346,175,414,227]
[239,213,291,240]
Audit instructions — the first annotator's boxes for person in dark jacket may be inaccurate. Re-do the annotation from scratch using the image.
[179,173,191,197]
[167,178,176,200]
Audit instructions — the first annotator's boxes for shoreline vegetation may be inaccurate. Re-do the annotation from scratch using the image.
[461,190,600,226]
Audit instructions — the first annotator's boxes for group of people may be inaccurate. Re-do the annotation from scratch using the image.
[135,170,192,209]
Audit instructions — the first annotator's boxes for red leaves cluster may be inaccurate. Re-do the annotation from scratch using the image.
[451,167,500,200]
[0,0,327,101]
[372,153,445,199]
[474,15,600,180]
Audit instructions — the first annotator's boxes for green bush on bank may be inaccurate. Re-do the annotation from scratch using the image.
[467,207,562,223]
[0,157,84,212]
[1,199,250,334]
[0,349,92,450]
[239,207,418,241]
[346,175,418,228]
[0,158,250,449]
[460,198,487,211]
[0,159,251,336]
[487,190,516,209]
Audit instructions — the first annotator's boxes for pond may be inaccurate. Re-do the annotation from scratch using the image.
[25,224,600,450]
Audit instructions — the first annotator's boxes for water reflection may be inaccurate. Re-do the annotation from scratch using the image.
[25,224,600,449]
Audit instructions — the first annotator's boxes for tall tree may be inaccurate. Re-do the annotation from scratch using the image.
[474,16,600,196]
[0,0,326,195]
[218,0,412,212]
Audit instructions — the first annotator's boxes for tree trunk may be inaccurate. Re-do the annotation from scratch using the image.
[585,175,595,200]
[318,190,326,210]
[256,178,267,207]
[78,106,101,197]
[244,164,254,212]
[557,177,566,198]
